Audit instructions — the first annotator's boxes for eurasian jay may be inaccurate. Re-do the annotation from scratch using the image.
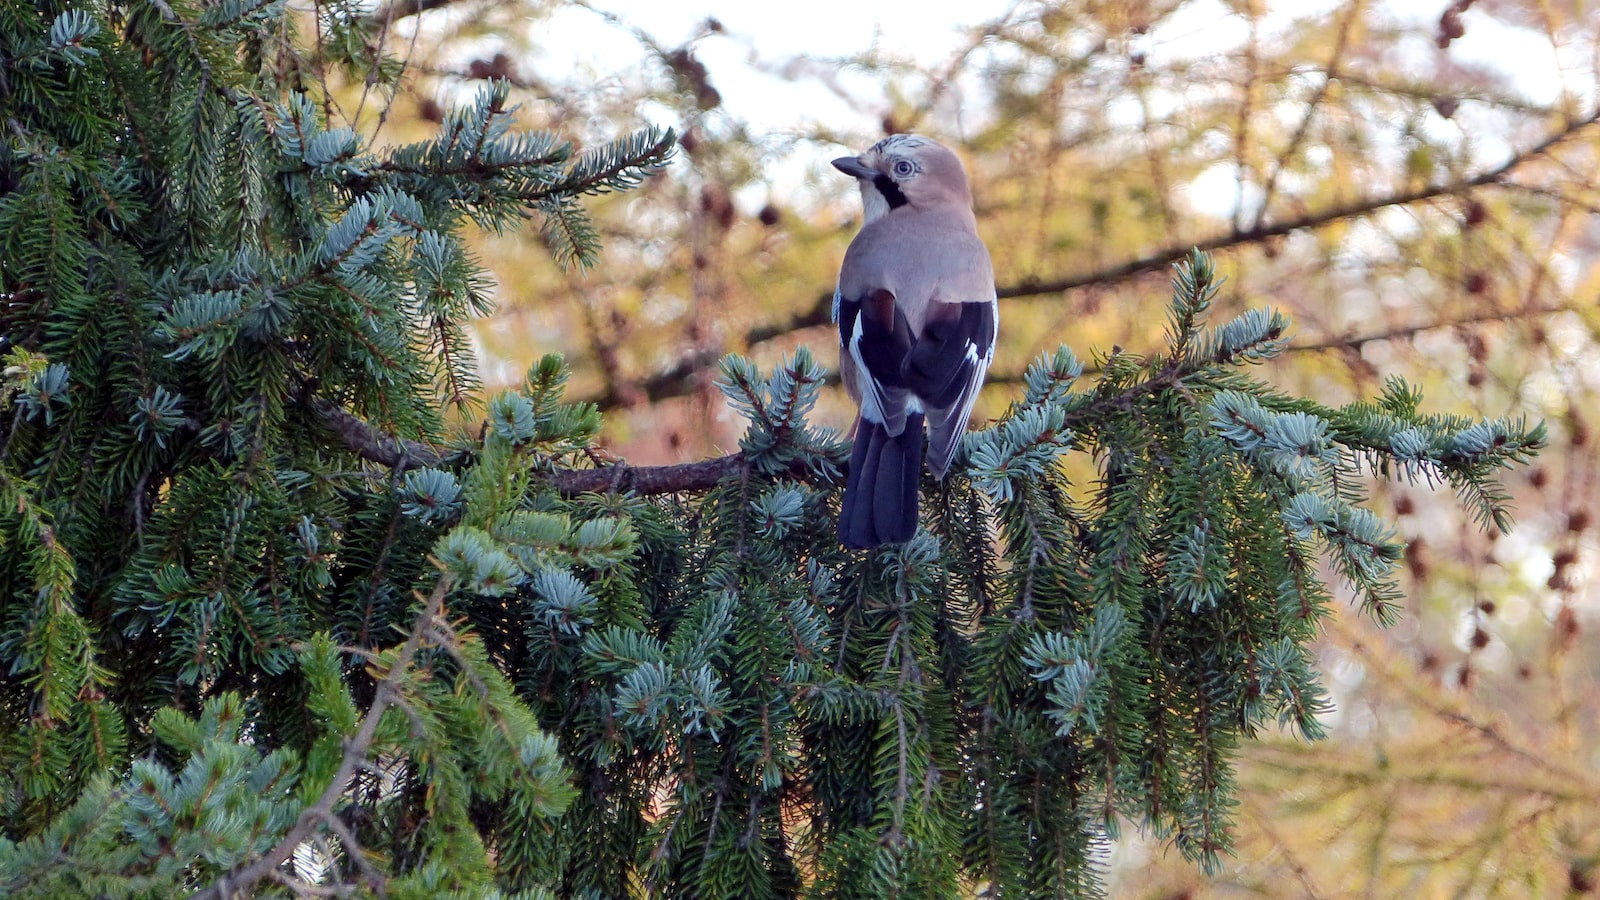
[831,134,998,548]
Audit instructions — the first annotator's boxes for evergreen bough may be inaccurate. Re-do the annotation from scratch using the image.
[0,2,1542,897]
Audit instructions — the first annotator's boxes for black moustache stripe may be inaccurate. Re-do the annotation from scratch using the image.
[873,174,909,210]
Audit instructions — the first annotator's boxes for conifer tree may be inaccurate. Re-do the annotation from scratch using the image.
[0,3,1542,898]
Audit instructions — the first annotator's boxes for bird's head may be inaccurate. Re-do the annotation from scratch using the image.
[832,134,973,224]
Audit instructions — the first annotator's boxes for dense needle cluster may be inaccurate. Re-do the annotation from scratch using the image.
[0,4,1541,898]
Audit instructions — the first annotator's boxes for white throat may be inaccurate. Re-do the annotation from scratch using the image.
[858,181,891,224]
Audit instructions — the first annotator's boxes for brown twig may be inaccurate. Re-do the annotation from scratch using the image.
[545,452,758,495]
[312,399,443,471]
[363,0,460,27]
[185,575,455,900]
[317,276,1564,501]
[590,105,1600,411]
[313,398,774,495]
[320,283,1557,497]
[990,102,1599,301]
[1250,0,1361,234]
[1282,301,1582,354]
[314,353,1205,500]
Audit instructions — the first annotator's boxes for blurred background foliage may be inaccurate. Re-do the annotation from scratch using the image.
[343,0,1598,894]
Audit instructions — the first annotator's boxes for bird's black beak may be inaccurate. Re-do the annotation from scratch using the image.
[832,156,876,180]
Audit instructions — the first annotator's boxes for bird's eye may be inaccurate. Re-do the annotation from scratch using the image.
[892,159,916,178]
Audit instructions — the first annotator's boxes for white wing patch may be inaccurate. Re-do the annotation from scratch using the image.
[942,343,987,454]
[848,315,888,425]
[924,310,997,478]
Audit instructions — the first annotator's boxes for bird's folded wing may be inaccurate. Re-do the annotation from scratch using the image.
[837,288,917,435]
[905,299,997,478]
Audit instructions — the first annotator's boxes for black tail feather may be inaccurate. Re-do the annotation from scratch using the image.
[838,413,923,548]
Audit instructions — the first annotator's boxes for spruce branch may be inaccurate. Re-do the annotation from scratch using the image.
[312,357,1217,499]
[183,574,455,900]
[6,0,1562,884]
[314,395,761,494]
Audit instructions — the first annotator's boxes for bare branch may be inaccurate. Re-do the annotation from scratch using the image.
[547,453,758,495]
[325,816,387,894]
[979,299,1585,387]
[994,104,1600,301]
[1284,302,1583,354]
[312,398,772,495]
[319,298,1576,496]
[1251,0,1361,233]
[363,0,462,27]
[311,399,443,471]
[314,355,1236,501]
[316,272,1576,500]
[589,105,1600,411]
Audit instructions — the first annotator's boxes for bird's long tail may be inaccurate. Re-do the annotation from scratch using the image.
[838,413,923,548]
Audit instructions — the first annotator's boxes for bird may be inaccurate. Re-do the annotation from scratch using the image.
[831,134,998,548]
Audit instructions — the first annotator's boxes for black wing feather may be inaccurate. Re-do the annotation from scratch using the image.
[838,294,915,389]
[903,302,995,407]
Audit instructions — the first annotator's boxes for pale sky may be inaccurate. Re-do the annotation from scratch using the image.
[540,0,1020,132]
[533,0,1573,125]
[513,0,1578,220]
